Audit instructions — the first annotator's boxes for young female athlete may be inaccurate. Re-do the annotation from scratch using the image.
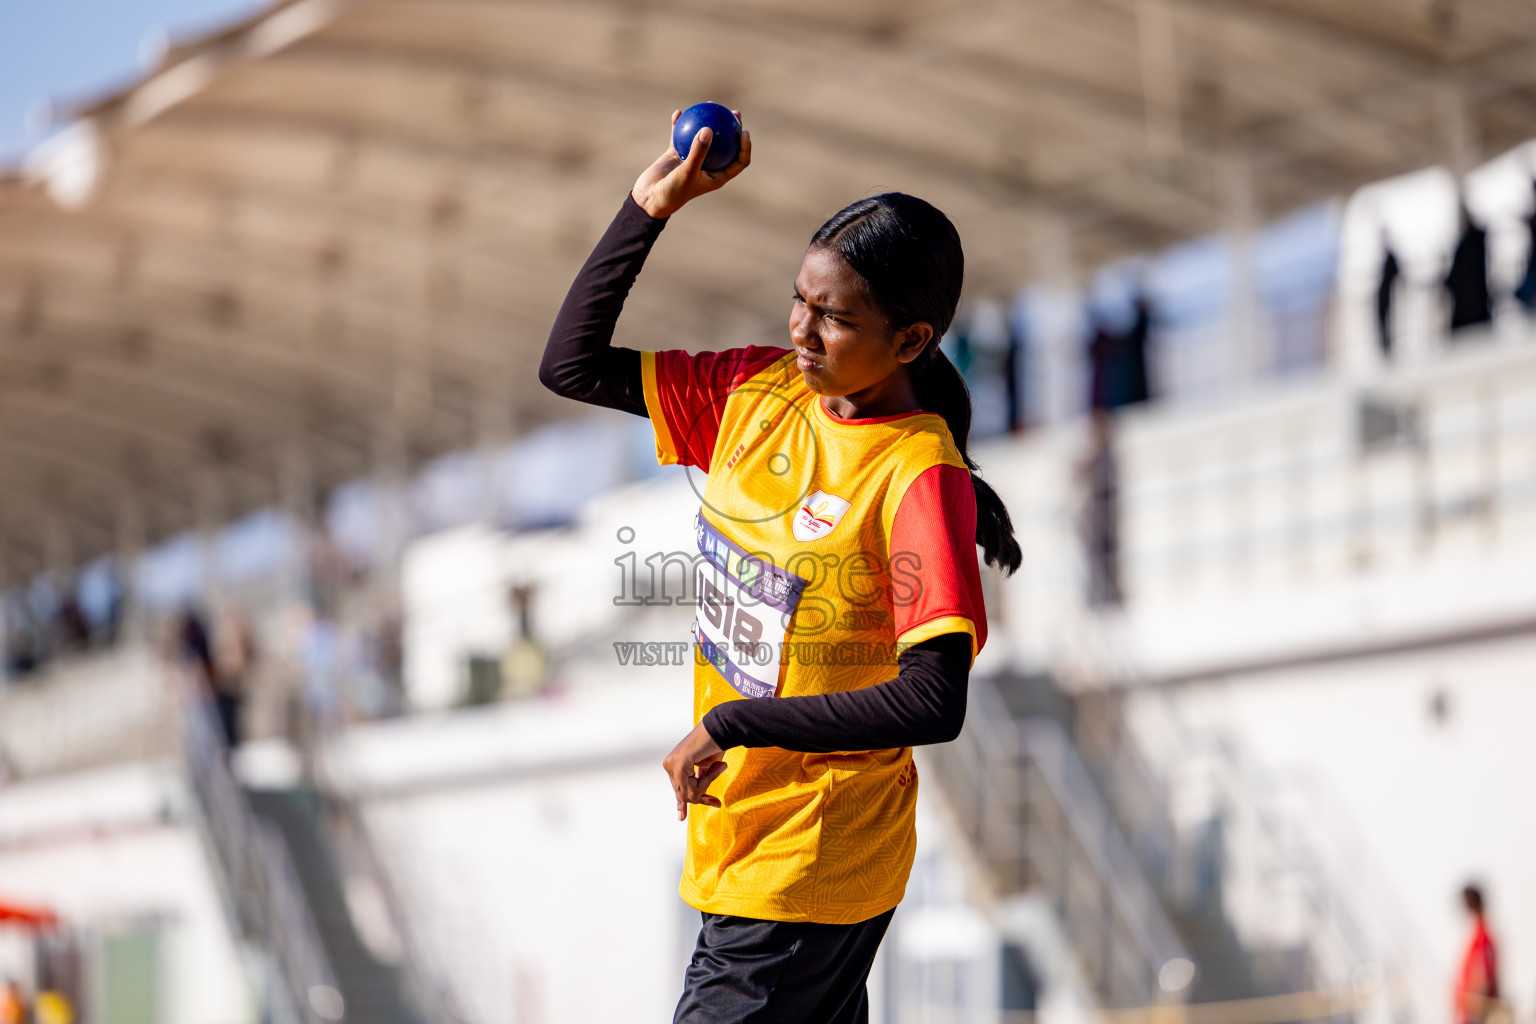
[541,111,1021,1024]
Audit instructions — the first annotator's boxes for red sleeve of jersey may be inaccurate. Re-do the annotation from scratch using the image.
[889,463,987,664]
[639,346,788,471]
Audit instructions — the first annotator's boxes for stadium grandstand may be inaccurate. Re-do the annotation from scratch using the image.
[1,0,1536,1022]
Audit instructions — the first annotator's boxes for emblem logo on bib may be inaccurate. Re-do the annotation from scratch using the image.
[792,491,851,542]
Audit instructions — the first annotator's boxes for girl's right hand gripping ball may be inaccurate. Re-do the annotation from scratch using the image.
[672,102,742,174]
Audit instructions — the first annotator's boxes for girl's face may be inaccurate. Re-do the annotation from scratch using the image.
[789,247,932,406]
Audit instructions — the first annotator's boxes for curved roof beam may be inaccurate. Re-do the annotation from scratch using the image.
[204,0,1536,199]
[110,103,1172,274]
[0,318,363,465]
[0,231,780,429]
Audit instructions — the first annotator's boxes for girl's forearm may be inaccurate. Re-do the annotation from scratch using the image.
[539,194,664,415]
[701,632,971,753]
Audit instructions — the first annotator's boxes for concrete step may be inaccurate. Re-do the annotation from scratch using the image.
[247,788,421,1024]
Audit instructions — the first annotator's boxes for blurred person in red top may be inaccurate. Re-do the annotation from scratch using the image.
[0,979,25,1024]
[1455,884,1499,1024]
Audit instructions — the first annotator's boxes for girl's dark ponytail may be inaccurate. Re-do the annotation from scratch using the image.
[910,345,1023,575]
[810,194,1023,576]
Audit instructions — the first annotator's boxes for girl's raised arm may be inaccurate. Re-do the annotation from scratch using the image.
[539,111,751,413]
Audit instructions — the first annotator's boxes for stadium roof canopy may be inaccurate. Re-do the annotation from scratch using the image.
[1,0,1535,577]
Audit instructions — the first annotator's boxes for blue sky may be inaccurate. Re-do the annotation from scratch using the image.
[0,0,262,165]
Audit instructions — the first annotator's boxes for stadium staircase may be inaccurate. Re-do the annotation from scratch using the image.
[1071,687,1298,1005]
[182,670,470,1024]
[0,647,354,1023]
[246,788,420,1024]
[925,671,1192,1008]
[179,670,354,1024]
[926,666,1388,1012]
[3,648,473,1024]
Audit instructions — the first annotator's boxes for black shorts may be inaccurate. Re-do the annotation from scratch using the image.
[673,908,895,1024]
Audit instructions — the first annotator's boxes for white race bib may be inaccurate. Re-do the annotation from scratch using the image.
[692,511,807,699]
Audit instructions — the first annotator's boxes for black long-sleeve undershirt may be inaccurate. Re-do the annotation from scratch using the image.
[542,194,973,754]
[701,632,972,752]
[539,194,657,416]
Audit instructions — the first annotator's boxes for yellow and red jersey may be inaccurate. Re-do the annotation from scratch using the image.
[642,345,986,924]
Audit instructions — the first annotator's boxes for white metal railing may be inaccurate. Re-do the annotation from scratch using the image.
[0,645,340,1020]
[1036,458,1438,1020]
[1118,329,1536,605]
[1070,669,1430,1024]
[309,722,476,1024]
[1004,332,1523,1024]
[1189,724,1433,1024]
[0,647,172,780]
[927,677,1191,1009]
[179,666,344,1024]
[0,628,481,1021]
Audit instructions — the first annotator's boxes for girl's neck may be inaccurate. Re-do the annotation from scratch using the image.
[820,369,920,420]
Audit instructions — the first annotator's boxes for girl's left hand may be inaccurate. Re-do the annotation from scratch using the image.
[662,723,727,821]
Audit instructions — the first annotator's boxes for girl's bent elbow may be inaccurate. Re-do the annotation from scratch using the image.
[537,353,568,397]
[933,705,967,744]
[913,718,964,746]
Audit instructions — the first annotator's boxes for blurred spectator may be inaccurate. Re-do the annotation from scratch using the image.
[1088,296,1152,411]
[4,595,41,678]
[23,579,60,669]
[1517,181,1536,313]
[1,564,129,680]
[1004,313,1025,432]
[32,936,80,1024]
[1455,883,1500,1024]
[77,560,125,647]
[288,605,394,724]
[1446,205,1492,334]
[0,980,24,1024]
[52,592,89,655]
[949,328,973,377]
[502,585,548,700]
[372,611,405,715]
[297,609,345,728]
[178,607,240,748]
[1078,410,1122,607]
[1377,239,1401,359]
[178,607,215,687]
[945,302,1014,437]
[213,611,256,748]
[30,992,70,1024]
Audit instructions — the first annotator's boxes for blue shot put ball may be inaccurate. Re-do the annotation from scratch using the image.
[672,102,742,174]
